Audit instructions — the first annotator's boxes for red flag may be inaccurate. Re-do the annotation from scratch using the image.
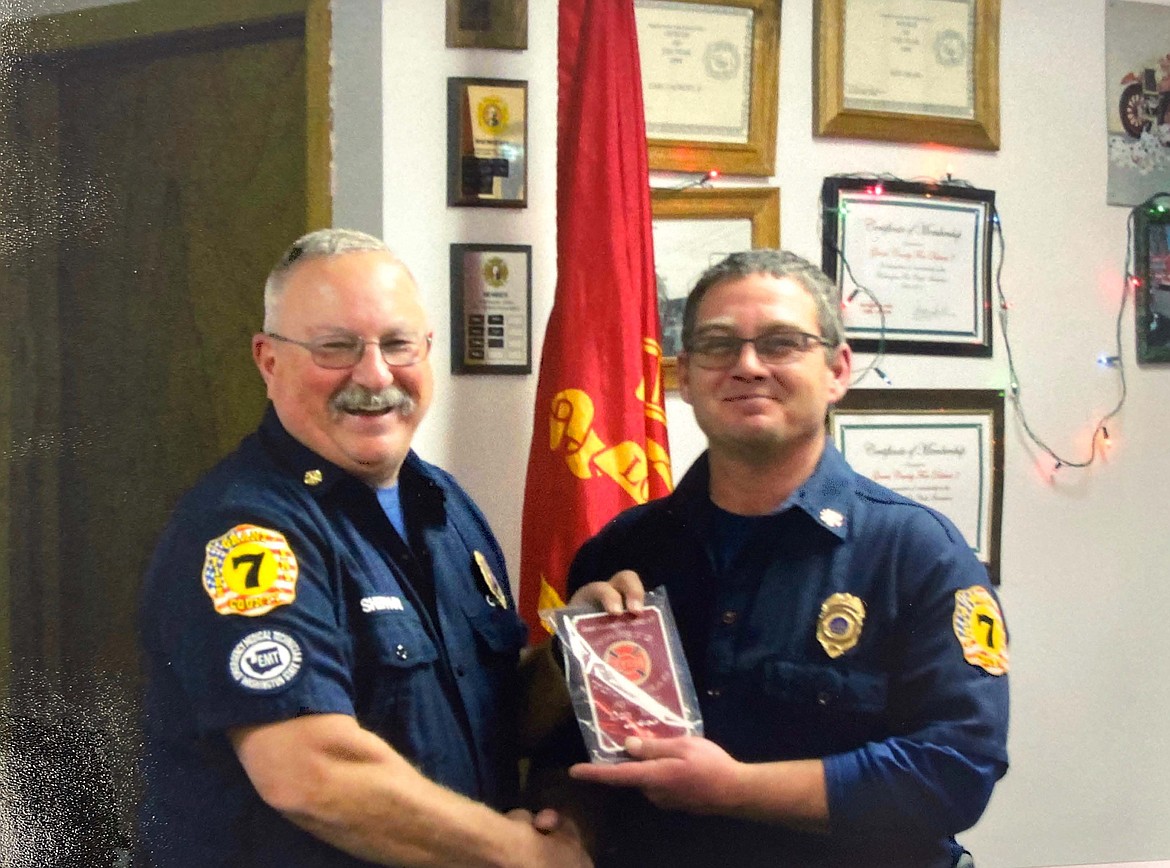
[518,0,673,640]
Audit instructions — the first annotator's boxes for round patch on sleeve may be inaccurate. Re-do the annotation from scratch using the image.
[202,524,298,617]
[953,586,1009,675]
[229,630,304,692]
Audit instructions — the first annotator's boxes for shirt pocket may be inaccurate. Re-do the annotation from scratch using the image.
[466,607,528,659]
[358,613,448,767]
[762,659,888,715]
[754,660,890,757]
[368,612,441,670]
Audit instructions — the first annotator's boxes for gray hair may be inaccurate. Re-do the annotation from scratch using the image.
[680,249,845,353]
[263,228,403,331]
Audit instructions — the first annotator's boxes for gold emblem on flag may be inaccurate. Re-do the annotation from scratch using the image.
[817,593,866,658]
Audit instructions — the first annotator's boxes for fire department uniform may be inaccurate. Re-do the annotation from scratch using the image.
[565,441,1010,868]
[138,407,527,867]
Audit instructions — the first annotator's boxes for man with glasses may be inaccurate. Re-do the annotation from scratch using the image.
[559,250,1009,867]
[138,229,590,867]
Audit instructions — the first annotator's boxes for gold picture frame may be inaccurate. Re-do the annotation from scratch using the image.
[635,0,780,176]
[814,0,1000,150]
[445,0,527,50]
[651,186,780,388]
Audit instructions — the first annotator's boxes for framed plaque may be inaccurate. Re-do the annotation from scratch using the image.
[547,588,703,762]
[447,77,527,208]
[821,176,994,357]
[450,243,532,375]
[829,388,1004,584]
[445,0,527,50]
[1132,199,1170,364]
[634,0,779,176]
[814,0,1000,150]
[651,186,779,388]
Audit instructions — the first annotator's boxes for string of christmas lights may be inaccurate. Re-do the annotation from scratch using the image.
[994,202,1126,472]
[820,173,1132,473]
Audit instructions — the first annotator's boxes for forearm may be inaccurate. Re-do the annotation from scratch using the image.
[725,758,829,833]
[234,716,557,868]
[287,748,530,866]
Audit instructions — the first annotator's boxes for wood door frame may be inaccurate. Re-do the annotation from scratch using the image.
[0,0,334,697]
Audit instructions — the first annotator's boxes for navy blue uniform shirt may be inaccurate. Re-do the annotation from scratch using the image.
[138,407,526,866]
[566,441,1009,868]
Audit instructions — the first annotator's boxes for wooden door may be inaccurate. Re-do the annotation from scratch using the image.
[0,1,332,855]
[0,0,331,700]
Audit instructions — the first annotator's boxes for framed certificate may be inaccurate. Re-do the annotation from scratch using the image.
[829,388,1004,584]
[814,0,1000,150]
[450,243,532,375]
[445,0,527,50]
[447,77,527,208]
[821,176,994,357]
[651,186,779,388]
[634,0,779,176]
[1132,199,1170,364]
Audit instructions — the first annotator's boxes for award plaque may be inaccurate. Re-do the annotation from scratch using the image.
[449,243,532,375]
[447,77,527,207]
[549,590,703,762]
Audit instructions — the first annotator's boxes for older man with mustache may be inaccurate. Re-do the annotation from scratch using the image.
[137,229,590,868]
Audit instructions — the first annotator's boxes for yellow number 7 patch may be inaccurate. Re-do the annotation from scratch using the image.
[953,586,1009,675]
[202,524,298,617]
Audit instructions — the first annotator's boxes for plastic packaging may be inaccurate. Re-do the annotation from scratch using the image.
[541,587,703,763]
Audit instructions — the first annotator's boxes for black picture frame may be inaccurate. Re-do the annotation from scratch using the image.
[821,177,995,357]
[447,77,527,208]
[1132,200,1170,364]
[450,243,532,375]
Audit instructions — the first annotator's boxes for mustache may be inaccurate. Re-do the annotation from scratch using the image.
[331,383,417,416]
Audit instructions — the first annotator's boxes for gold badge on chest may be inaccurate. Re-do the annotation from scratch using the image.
[816,592,866,658]
[474,550,509,609]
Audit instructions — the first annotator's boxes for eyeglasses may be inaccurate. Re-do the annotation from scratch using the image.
[686,330,834,370]
[265,331,432,369]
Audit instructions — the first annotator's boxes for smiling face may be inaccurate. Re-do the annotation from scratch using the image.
[678,272,851,467]
[252,250,433,487]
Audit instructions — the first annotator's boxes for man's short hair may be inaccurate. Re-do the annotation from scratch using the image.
[263,228,403,331]
[680,249,846,353]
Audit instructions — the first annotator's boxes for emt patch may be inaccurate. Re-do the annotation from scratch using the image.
[229,629,303,692]
[202,524,298,617]
[953,586,1009,675]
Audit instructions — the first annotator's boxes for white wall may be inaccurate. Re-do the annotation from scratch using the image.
[360,2,1170,867]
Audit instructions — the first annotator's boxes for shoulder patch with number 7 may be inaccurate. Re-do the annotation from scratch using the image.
[953,586,1009,675]
[202,524,299,617]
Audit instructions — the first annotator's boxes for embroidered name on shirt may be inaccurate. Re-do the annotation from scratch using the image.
[361,595,405,613]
